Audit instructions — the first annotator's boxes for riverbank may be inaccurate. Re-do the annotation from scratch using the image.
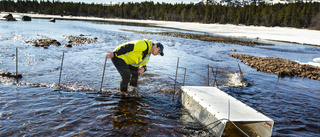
[229,53,320,81]
[2,12,320,46]
[120,29,273,46]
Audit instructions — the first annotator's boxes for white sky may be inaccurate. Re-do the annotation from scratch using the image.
[58,0,197,4]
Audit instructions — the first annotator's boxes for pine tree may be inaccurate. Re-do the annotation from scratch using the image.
[181,8,187,22]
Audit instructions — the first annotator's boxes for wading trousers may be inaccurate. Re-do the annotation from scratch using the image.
[111,57,138,92]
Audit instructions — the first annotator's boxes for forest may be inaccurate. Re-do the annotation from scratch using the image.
[0,0,320,29]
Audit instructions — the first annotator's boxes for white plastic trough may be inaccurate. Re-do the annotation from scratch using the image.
[180,86,274,137]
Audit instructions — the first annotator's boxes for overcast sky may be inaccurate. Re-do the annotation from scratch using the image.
[59,0,197,4]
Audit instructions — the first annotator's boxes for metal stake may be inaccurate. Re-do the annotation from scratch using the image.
[183,68,186,86]
[16,48,18,83]
[100,56,107,92]
[58,52,64,88]
[173,57,179,101]
[137,57,140,92]
[238,63,245,86]
[207,64,209,86]
[211,67,214,86]
[213,66,218,87]
[228,100,230,120]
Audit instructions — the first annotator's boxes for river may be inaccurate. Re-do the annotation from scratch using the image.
[0,18,319,136]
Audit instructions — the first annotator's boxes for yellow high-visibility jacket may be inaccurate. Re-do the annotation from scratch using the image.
[113,39,152,69]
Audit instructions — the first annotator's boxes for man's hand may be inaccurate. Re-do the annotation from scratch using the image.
[138,67,145,74]
[106,52,114,59]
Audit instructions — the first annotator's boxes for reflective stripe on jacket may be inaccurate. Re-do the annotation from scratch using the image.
[113,39,152,68]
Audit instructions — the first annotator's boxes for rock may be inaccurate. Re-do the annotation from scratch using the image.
[65,44,72,48]
[232,48,236,51]
[64,35,98,46]
[3,13,13,18]
[26,37,61,48]
[49,18,55,22]
[50,39,61,46]
[0,72,22,78]
[4,14,17,21]
[6,17,17,21]
[22,16,32,21]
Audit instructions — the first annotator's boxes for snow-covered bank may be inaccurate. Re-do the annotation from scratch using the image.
[2,12,320,46]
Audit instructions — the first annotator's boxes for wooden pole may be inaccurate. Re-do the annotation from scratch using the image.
[58,52,64,88]
[173,57,179,101]
[100,56,107,92]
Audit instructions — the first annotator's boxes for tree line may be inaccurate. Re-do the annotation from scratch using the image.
[1,0,319,29]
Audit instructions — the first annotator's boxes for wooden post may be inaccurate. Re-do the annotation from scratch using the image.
[58,52,64,88]
[100,56,107,92]
[173,57,179,101]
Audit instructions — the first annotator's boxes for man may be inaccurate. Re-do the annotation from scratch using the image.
[106,39,164,92]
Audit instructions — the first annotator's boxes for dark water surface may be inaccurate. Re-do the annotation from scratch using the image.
[1,18,319,136]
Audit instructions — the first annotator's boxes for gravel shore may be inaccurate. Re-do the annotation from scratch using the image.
[229,53,320,81]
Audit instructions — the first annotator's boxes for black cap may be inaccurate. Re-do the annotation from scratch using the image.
[156,43,164,56]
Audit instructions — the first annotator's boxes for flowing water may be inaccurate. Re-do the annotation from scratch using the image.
[0,18,319,136]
